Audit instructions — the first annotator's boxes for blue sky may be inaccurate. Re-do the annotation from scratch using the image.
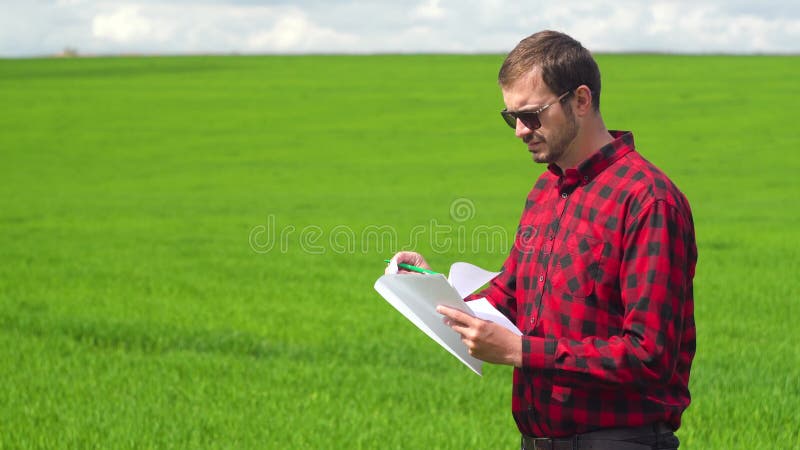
[2,0,799,57]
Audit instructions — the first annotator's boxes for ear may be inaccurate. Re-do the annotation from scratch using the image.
[572,85,594,117]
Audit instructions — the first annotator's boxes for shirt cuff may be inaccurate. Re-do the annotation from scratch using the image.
[521,336,555,370]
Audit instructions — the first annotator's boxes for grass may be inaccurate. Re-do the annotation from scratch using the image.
[1,53,799,448]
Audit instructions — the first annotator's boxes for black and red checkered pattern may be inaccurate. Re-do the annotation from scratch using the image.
[467,131,697,437]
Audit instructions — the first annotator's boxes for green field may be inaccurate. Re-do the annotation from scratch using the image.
[1,53,798,449]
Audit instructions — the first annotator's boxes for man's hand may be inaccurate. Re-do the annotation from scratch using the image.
[437,305,523,367]
[386,251,432,274]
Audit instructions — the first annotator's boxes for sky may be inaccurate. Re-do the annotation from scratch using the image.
[2,0,799,57]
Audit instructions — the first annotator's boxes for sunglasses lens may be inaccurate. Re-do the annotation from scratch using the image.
[518,112,541,130]
[501,111,516,129]
[500,111,541,130]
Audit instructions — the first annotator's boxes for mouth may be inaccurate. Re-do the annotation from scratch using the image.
[524,134,544,151]
[527,141,544,151]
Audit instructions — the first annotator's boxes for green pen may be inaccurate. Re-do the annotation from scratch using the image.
[383,259,439,275]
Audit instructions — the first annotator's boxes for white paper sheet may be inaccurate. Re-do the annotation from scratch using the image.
[447,262,500,299]
[373,262,508,375]
[374,273,483,375]
[466,297,522,336]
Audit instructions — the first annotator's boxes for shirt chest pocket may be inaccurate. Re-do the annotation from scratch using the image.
[549,232,605,298]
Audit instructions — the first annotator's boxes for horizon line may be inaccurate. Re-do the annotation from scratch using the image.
[3,49,800,60]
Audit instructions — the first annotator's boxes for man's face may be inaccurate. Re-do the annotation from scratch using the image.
[501,71,578,168]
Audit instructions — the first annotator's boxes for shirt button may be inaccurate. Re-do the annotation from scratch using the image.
[561,192,568,199]
[538,276,544,282]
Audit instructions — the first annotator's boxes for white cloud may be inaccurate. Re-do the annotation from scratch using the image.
[84,3,358,54]
[413,0,446,20]
[245,9,358,52]
[92,6,166,43]
[55,0,88,5]
[0,0,798,56]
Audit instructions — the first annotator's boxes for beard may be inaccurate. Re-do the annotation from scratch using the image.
[525,107,579,166]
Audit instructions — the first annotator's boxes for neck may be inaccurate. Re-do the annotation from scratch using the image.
[556,116,614,171]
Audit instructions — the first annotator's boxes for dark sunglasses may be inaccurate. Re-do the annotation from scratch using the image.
[500,90,573,130]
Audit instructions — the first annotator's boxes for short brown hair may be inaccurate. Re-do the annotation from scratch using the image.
[499,30,601,111]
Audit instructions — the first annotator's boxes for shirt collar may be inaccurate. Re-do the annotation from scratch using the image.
[548,130,635,194]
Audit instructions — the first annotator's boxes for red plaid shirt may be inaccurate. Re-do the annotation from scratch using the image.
[468,131,696,437]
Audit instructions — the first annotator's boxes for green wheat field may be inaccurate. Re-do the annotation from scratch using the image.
[1,54,798,449]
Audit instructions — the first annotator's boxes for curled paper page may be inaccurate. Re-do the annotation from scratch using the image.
[375,273,483,375]
[447,262,500,298]
[374,261,519,375]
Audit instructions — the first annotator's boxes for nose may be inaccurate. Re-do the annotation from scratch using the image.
[515,119,533,139]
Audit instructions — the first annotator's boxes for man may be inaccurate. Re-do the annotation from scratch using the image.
[389,30,696,450]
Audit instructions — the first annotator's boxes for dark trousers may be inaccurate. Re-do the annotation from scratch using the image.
[521,423,679,450]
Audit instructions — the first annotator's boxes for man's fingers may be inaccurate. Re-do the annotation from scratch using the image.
[436,305,477,326]
[390,251,431,270]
